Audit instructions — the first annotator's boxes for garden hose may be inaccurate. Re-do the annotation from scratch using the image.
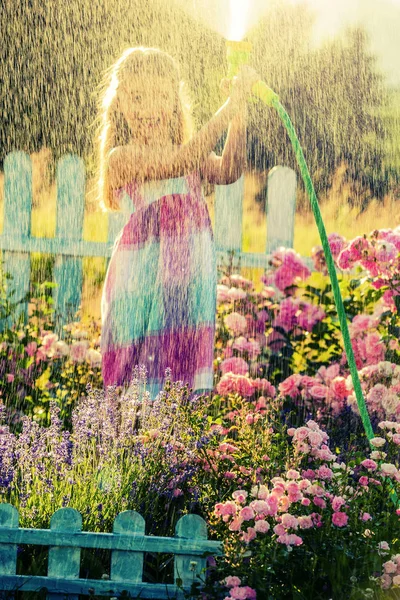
[225,40,376,440]
[251,82,400,508]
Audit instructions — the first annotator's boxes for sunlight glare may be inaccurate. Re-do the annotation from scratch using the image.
[228,0,251,41]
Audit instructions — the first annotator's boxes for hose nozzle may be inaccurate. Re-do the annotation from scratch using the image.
[226,40,279,107]
[225,40,252,79]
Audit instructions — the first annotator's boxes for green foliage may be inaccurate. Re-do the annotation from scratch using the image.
[247,6,390,203]
[0,264,103,430]
[0,0,396,205]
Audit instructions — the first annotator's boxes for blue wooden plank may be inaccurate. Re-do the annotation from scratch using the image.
[214,175,244,253]
[111,511,145,583]
[0,525,222,554]
[47,508,82,600]
[266,166,297,254]
[0,504,19,577]
[2,152,32,328]
[174,515,208,590]
[0,235,115,258]
[53,155,85,334]
[0,574,184,598]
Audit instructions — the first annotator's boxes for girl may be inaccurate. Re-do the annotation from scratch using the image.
[97,46,259,399]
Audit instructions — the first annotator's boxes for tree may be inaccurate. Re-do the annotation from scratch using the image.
[246,5,390,205]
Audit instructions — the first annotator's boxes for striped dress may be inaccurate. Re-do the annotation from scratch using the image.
[100,171,217,399]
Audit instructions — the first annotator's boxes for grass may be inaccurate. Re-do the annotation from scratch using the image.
[0,161,399,321]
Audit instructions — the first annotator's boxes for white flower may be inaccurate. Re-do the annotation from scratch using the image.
[54,340,70,357]
[71,328,89,339]
[380,463,398,477]
[370,437,386,448]
[370,451,387,460]
[86,348,102,367]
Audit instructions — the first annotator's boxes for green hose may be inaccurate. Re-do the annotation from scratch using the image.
[251,81,375,440]
[250,80,399,507]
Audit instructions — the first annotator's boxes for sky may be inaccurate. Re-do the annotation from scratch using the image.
[174,0,400,86]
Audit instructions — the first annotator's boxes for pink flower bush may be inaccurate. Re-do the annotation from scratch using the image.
[224,312,248,336]
[205,402,400,598]
[278,371,349,416]
[312,233,347,274]
[332,228,400,309]
[346,362,400,421]
[379,553,400,590]
[216,373,256,398]
[262,248,311,292]
[220,357,249,376]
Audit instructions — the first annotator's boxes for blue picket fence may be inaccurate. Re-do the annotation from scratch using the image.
[0,151,298,332]
[0,503,222,598]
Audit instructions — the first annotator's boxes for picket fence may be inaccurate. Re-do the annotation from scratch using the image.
[0,503,222,598]
[0,151,298,332]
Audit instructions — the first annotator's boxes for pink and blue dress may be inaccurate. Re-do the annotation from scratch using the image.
[100,172,216,399]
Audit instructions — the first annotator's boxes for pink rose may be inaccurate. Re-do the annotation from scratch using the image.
[332,496,346,512]
[336,248,353,270]
[330,377,349,399]
[230,586,257,600]
[241,527,257,544]
[227,287,247,301]
[332,512,348,527]
[281,513,298,530]
[220,357,249,376]
[229,516,244,531]
[217,285,230,303]
[232,490,248,503]
[224,576,242,588]
[361,459,377,471]
[232,336,249,353]
[25,341,38,357]
[240,507,255,521]
[328,233,346,258]
[225,312,247,335]
[70,341,90,363]
[254,519,270,533]
[279,374,302,399]
[361,512,372,522]
[277,533,303,547]
[309,384,329,400]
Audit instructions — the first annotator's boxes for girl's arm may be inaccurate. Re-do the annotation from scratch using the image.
[200,104,247,185]
[108,97,240,189]
[108,66,260,189]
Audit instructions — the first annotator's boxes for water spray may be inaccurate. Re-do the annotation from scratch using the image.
[225,40,377,446]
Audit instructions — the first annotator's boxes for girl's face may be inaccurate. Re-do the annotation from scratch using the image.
[117,74,177,144]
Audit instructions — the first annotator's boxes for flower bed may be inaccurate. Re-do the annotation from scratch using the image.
[2,227,400,598]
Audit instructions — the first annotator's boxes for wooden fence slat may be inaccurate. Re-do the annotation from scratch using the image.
[0,505,222,597]
[2,152,32,328]
[47,507,82,600]
[266,166,297,254]
[0,526,221,554]
[174,514,208,590]
[53,155,85,334]
[0,504,19,576]
[0,574,180,597]
[111,510,145,583]
[214,175,244,253]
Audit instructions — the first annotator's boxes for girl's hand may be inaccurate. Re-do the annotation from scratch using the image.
[229,66,261,109]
